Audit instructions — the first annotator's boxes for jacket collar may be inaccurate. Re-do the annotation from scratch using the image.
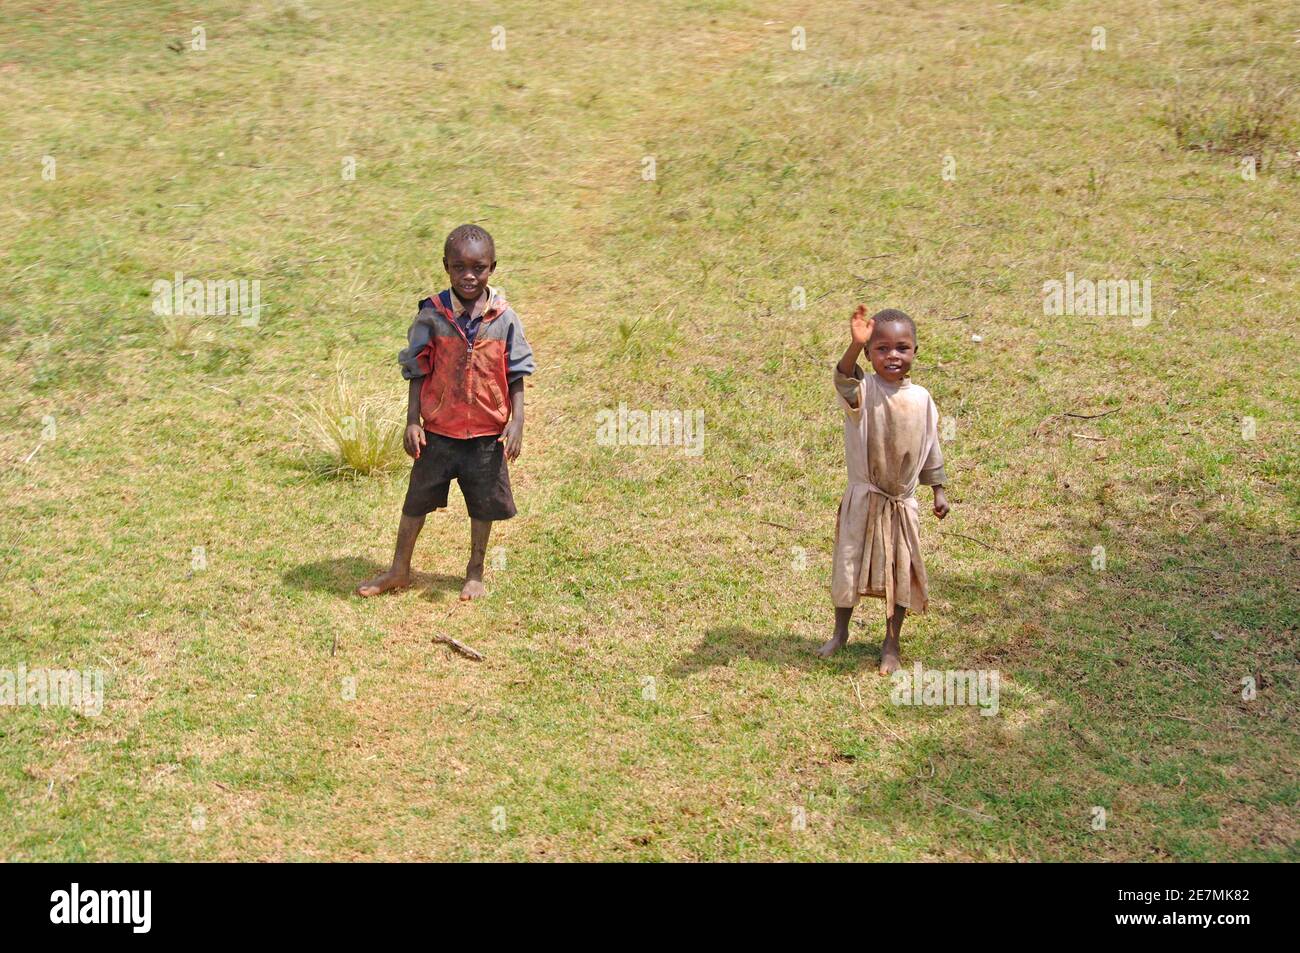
[433,285,506,322]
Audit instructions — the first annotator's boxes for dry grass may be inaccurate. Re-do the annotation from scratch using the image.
[1166,71,1296,159]
[300,363,406,476]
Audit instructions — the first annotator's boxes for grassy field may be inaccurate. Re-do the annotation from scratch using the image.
[1,0,1296,861]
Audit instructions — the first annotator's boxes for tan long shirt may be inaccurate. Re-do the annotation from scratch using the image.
[831,365,947,613]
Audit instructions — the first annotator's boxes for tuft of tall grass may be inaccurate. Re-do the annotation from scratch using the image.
[303,366,406,476]
[1165,74,1295,158]
[159,313,198,353]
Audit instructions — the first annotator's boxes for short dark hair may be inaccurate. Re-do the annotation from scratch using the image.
[870,308,916,342]
[443,224,495,260]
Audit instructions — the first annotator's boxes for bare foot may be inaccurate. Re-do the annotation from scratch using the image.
[816,630,849,659]
[878,637,902,676]
[357,568,411,597]
[459,575,486,601]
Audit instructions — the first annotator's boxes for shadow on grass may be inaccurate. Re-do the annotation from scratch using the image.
[275,450,407,487]
[282,556,462,600]
[670,514,1297,859]
[878,517,1295,859]
[669,623,886,676]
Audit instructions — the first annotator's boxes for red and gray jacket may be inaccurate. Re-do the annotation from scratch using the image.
[398,287,535,439]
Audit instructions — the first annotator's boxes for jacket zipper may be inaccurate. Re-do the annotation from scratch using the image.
[439,294,503,439]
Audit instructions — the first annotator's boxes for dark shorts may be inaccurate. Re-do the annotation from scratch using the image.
[402,431,516,521]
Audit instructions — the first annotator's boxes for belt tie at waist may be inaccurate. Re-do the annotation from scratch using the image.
[847,482,916,616]
[851,481,917,509]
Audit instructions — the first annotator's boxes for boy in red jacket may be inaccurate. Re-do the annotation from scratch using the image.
[358,224,535,601]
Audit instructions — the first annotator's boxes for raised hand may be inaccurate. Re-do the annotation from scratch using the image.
[850,304,874,348]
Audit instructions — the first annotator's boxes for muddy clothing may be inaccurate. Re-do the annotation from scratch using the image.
[397,286,535,439]
[401,431,516,521]
[830,366,947,613]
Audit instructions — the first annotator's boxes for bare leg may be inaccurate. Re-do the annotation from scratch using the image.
[879,605,907,676]
[460,518,491,600]
[357,512,425,596]
[816,607,854,658]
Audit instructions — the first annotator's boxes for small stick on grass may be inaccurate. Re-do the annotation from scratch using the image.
[1064,408,1120,420]
[1036,406,1122,437]
[920,785,997,823]
[940,531,1006,553]
[434,634,484,661]
[868,712,906,743]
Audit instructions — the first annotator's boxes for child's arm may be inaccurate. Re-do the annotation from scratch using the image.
[920,398,949,519]
[497,308,534,462]
[931,485,949,520]
[498,377,525,461]
[835,305,873,409]
[404,376,426,459]
[398,300,437,459]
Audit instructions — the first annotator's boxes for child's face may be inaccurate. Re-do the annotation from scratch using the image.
[444,240,496,302]
[867,321,916,383]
